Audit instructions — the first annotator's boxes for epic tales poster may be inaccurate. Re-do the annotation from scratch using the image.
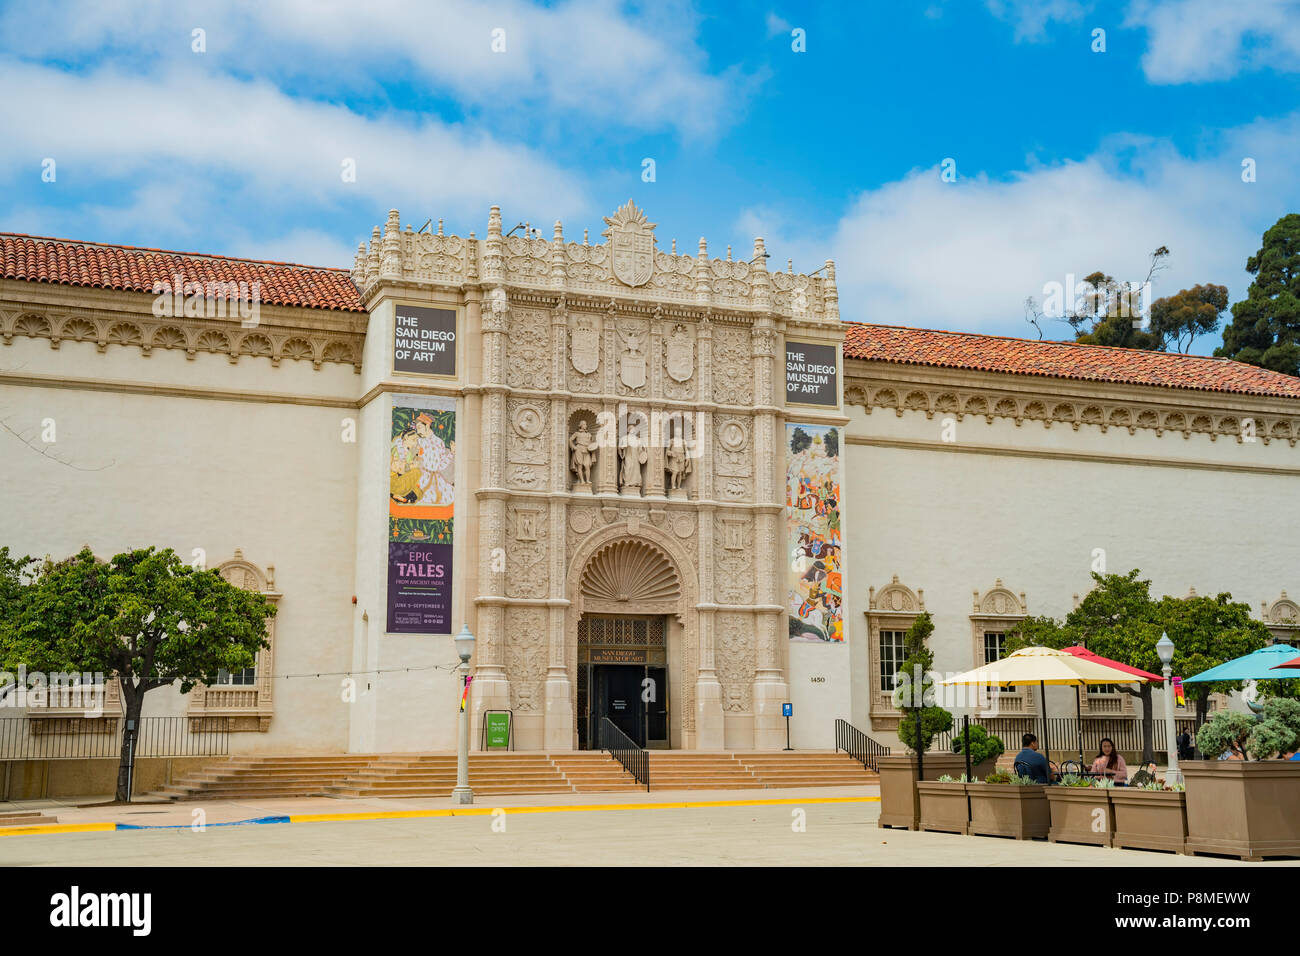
[387,394,456,634]
[786,423,843,643]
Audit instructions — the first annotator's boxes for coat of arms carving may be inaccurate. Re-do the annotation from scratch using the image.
[603,200,656,288]
[665,323,693,383]
[569,315,600,375]
[619,329,646,389]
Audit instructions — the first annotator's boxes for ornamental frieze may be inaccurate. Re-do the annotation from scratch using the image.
[0,308,362,371]
[845,378,1300,447]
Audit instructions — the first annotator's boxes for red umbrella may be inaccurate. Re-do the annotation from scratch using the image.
[1058,646,1162,769]
[1271,654,1300,670]
[1061,645,1163,682]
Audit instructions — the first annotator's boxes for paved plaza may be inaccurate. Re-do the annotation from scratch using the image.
[2,791,1294,867]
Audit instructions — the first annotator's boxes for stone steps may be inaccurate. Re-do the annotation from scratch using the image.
[144,749,879,800]
[0,810,59,827]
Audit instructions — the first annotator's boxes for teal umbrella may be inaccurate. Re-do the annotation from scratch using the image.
[1183,644,1298,682]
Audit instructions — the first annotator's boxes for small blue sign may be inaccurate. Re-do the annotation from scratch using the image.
[782,703,793,718]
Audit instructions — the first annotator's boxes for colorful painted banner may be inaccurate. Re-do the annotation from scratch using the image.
[786,423,843,643]
[387,394,456,634]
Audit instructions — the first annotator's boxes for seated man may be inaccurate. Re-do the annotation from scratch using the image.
[1013,733,1053,783]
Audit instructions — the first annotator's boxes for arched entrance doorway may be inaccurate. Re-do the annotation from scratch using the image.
[571,535,689,750]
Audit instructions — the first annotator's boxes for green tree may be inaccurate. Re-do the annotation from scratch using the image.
[1148,284,1229,353]
[1216,213,1300,374]
[1,547,275,801]
[1007,571,1269,764]
[891,612,953,752]
[1154,592,1273,727]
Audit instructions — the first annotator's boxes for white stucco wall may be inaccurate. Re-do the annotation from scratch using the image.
[0,333,359,753]
[842,379,1300,747]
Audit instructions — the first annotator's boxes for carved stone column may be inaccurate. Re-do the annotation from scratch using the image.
[750,315,789,749]
[471,272,511,729]
[695,497,724,749]
[645,402,666,497]
[596,401,619,495]
[544,346,574,748]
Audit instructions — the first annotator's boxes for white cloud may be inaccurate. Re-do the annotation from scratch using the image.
[1125,0,1300,83]
[748,113,1300,341]
[0,58,588,239]
[984,0,1090,42]
[0,0,744,138]
[765,12,792,37]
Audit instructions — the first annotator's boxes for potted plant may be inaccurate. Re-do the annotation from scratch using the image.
[950,723,1005,779]
[1112,780,1188,854]
[1183,698,1300,861]
[877,613,965,829]
[917,774,970,834]
[966,770,1050,840]
[1047,774,1114,847]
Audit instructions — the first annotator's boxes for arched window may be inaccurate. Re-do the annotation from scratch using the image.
[186,550,280,732]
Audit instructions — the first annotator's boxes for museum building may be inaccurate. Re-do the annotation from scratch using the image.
[3,202,1300,757]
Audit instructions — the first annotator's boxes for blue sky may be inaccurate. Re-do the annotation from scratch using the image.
[2,0,1299,350]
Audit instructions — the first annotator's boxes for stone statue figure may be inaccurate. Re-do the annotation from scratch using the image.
[665,434,692,490]
[619,419,648,492]
[569,420,597,486]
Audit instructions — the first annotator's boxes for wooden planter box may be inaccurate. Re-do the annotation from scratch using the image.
[877,754,968,830]
[1047,787,1113,847]
[1111,789,1187,854]
[917,781,969,834]
[1183,760,1300,861]
[966,783,1050,840]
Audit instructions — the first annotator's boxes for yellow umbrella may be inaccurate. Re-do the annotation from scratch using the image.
[937,646,1155,768]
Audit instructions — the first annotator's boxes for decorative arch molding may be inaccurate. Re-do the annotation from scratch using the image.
[567,521,697,625]
[1262,590,1300,643]
[844,376,1300,447]
[970,579,1035,717]
[580,538,681,616]
[972,579,1027,617]
[565,520,699,743]
[187,549,281,732]
[868,574,923,614]
[0,306,364,372]
[865,575,924,730]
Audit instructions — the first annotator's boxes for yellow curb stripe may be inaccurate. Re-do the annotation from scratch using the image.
[290,795,878,824]
[1,795,880,834]
[0,822,118,837]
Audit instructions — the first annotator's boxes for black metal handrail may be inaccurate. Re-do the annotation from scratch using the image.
[834,718,890,771]
[599,717,649,791]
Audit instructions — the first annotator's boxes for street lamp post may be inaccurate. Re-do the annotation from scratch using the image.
[452,623,476,805]
[1156,632,1181,787]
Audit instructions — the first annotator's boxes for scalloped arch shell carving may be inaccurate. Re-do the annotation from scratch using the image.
[580,539,680,604]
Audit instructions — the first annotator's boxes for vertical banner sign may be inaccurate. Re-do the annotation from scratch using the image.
[394,305,457,376]
[785,341,838,407]
[786,423,843,642]
[387,394,456,634]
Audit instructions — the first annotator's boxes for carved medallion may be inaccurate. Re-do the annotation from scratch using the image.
[603,200,656,288]
[665,323,693,383]
[570,315,600,375]
[512,404,544,439]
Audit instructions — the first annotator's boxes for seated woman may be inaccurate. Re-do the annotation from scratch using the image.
[1090,737,1128,784]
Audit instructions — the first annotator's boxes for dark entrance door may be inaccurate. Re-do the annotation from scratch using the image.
[594,665,645,747]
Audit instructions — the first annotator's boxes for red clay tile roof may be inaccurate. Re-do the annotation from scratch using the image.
[0,233,364,313]
[844,322,1300,401]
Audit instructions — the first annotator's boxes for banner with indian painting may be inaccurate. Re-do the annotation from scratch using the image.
[387,394,456,634]
[786,423,843,643]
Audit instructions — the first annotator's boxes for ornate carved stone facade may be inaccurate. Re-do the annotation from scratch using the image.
[350,201,841,749]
